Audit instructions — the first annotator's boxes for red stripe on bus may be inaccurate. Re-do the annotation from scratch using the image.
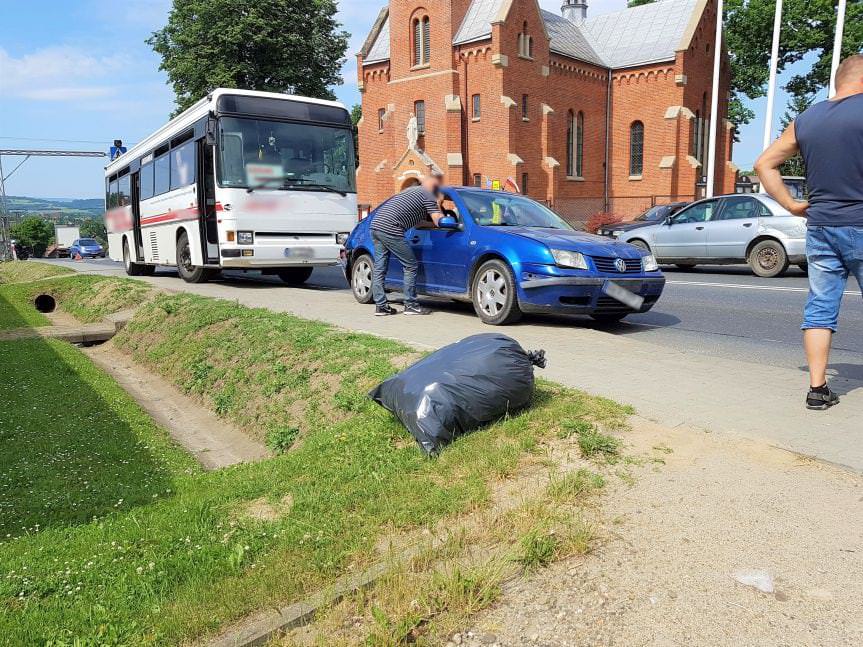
[140,206,199,225]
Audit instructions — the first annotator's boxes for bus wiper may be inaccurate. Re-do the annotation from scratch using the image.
[283,180,347,197]
[246,177,286,193]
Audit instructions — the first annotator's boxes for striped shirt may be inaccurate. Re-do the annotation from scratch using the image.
[370,187,440,237]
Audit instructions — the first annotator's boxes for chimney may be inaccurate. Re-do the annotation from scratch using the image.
[561,0,588,23]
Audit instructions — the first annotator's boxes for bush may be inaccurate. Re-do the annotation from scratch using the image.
[584,211,624,234]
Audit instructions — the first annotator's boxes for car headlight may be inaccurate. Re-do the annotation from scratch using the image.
[237,231,254,245]
[642,254,659,272]
[336,232,350,246]
[612,230,624,238]
[551,249,589,270]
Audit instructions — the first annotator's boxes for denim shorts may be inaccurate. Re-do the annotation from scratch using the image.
[802,226,863,332]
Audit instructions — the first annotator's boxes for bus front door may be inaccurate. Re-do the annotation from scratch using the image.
[130,171,145,262]
[197,139,220,264]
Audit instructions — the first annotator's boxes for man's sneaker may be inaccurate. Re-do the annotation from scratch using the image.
[806,386,839,410]
[403,304,431,316]
[375,305,398,316]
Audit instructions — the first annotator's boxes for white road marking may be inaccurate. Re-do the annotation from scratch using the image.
[667,280,860,297]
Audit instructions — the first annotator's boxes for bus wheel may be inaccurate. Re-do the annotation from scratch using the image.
[277,267,314,285]
[176,231,212,283]
[123,238,146,276]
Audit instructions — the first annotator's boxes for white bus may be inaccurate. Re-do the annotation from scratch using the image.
[104,89,357,283]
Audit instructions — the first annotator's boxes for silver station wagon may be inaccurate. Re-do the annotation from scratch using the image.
[618,194,808,277]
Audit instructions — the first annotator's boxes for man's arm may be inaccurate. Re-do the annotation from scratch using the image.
[754,122,809,216]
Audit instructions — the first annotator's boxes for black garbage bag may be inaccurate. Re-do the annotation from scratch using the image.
[369,333,547,455]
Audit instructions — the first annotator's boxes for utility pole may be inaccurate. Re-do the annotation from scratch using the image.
[762,0,783,152]
[705,0,724,199]
[829,0,848,97]
[0,149,107,260]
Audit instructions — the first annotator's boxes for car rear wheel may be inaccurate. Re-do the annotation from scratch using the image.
[176,231,216,283]
[798,262,809,275]
[749,239,789,278]
[590,312,629,324]
[123,238,147,276]
[351,254,375,304]
[471,259,522,325]
[277,267,314,285]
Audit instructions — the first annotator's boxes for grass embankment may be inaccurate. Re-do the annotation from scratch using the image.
[0,260,72,285]
[0,274,150,330]
[1,289,631,645]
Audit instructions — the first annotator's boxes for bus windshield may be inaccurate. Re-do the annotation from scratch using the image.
[218,116,356,194]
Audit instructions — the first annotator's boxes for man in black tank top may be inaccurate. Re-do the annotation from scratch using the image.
[755,54,863,410]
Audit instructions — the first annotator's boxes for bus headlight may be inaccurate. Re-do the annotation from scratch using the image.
[336,233,350,246]
[237,231,254,245]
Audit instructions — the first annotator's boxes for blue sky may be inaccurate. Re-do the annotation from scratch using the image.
[0,0,814,199]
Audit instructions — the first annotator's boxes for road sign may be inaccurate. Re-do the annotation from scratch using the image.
[110,146,127,161]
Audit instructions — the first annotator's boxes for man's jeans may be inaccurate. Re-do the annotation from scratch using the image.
[371,229,419,308]
[803,226,863,332]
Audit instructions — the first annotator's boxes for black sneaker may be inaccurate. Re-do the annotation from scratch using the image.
[375,305,398,316]
[403,304,431,316]
[806,386,839,410]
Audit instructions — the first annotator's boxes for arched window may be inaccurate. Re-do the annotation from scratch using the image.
[630,121,644,176]
[518,22,533,58]
[413,16,430,66]
[566,110,575,177]
[576,111,584,177]
[414,100,426,135]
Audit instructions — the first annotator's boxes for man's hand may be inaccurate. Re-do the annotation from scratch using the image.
[787,201,810,217]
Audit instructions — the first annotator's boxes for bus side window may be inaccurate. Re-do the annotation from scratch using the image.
[154,154,170,195]
[170,140,196,190]
[118,175,131,207]
[109,180,120,208]
[140,163,154,200]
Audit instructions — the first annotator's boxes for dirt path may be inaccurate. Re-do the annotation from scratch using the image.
[459,420,863,647]
[83,342,269,469]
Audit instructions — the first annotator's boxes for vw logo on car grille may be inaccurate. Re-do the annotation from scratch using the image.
[614,258,627,273]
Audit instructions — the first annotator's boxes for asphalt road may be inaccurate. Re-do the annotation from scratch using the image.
[64,258,862,382]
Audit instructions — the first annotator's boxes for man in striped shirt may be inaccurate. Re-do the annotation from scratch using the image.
[370,172,444,316]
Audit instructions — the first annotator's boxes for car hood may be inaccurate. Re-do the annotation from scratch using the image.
[601,221,655,233]
[507,227,644,258]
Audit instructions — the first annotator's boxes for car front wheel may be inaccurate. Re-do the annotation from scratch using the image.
[628,239,651,254]
[471,259,522,325]
[351,254,375,304]
[749,240,788,278]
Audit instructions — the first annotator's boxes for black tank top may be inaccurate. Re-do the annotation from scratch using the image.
[795,93,863,227]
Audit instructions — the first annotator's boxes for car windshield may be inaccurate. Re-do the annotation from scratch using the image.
[79,239,99,246]
[635,206,666,222]
[218,116,356,194]
[458,191,573,230]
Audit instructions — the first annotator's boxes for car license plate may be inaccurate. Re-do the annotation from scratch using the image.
[602,281,645,310]
[284,246,314,259]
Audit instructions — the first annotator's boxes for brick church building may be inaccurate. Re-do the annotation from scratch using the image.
[356,0,737,222]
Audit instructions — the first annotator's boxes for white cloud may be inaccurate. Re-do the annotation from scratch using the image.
[0,46,128,102]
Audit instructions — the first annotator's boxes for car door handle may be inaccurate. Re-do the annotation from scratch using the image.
[695,226,705,230]
[410,236,420,244]
[743,223,753,227]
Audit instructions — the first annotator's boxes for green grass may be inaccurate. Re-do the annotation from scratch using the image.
[0,275,150,330]
[0,261,73,285]
[0,291,631,645]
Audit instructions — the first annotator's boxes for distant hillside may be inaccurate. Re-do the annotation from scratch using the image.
[4,195,103,220]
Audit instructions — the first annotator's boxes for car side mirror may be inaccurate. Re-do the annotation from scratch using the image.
[664,216,674,226]
[438,216,459,230]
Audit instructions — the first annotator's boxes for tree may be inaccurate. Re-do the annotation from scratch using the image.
[148,0,350,115]
[628,0,657,6]
[80,218,108,246]
[777,93,814,177]
[350,104,362,166]
[11,217,54,258]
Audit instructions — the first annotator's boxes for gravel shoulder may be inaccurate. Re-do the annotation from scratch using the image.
[462,419,863,647]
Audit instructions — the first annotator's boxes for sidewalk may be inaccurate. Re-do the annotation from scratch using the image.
[65,260,863,472]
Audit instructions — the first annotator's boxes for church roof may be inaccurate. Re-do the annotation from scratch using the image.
[361,0,702,69]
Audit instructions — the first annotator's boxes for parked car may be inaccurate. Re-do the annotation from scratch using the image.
[345,188,665,325]
[68,238,106,258]
[617,194,807,278]
[597,202,689,237]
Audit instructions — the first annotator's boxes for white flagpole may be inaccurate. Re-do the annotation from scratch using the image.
[706,0,723,198]
[829,0,847,97]
[762,0,783,150]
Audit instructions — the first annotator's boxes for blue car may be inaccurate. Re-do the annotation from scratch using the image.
[345,188,665,325]
[68,238,105,258]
